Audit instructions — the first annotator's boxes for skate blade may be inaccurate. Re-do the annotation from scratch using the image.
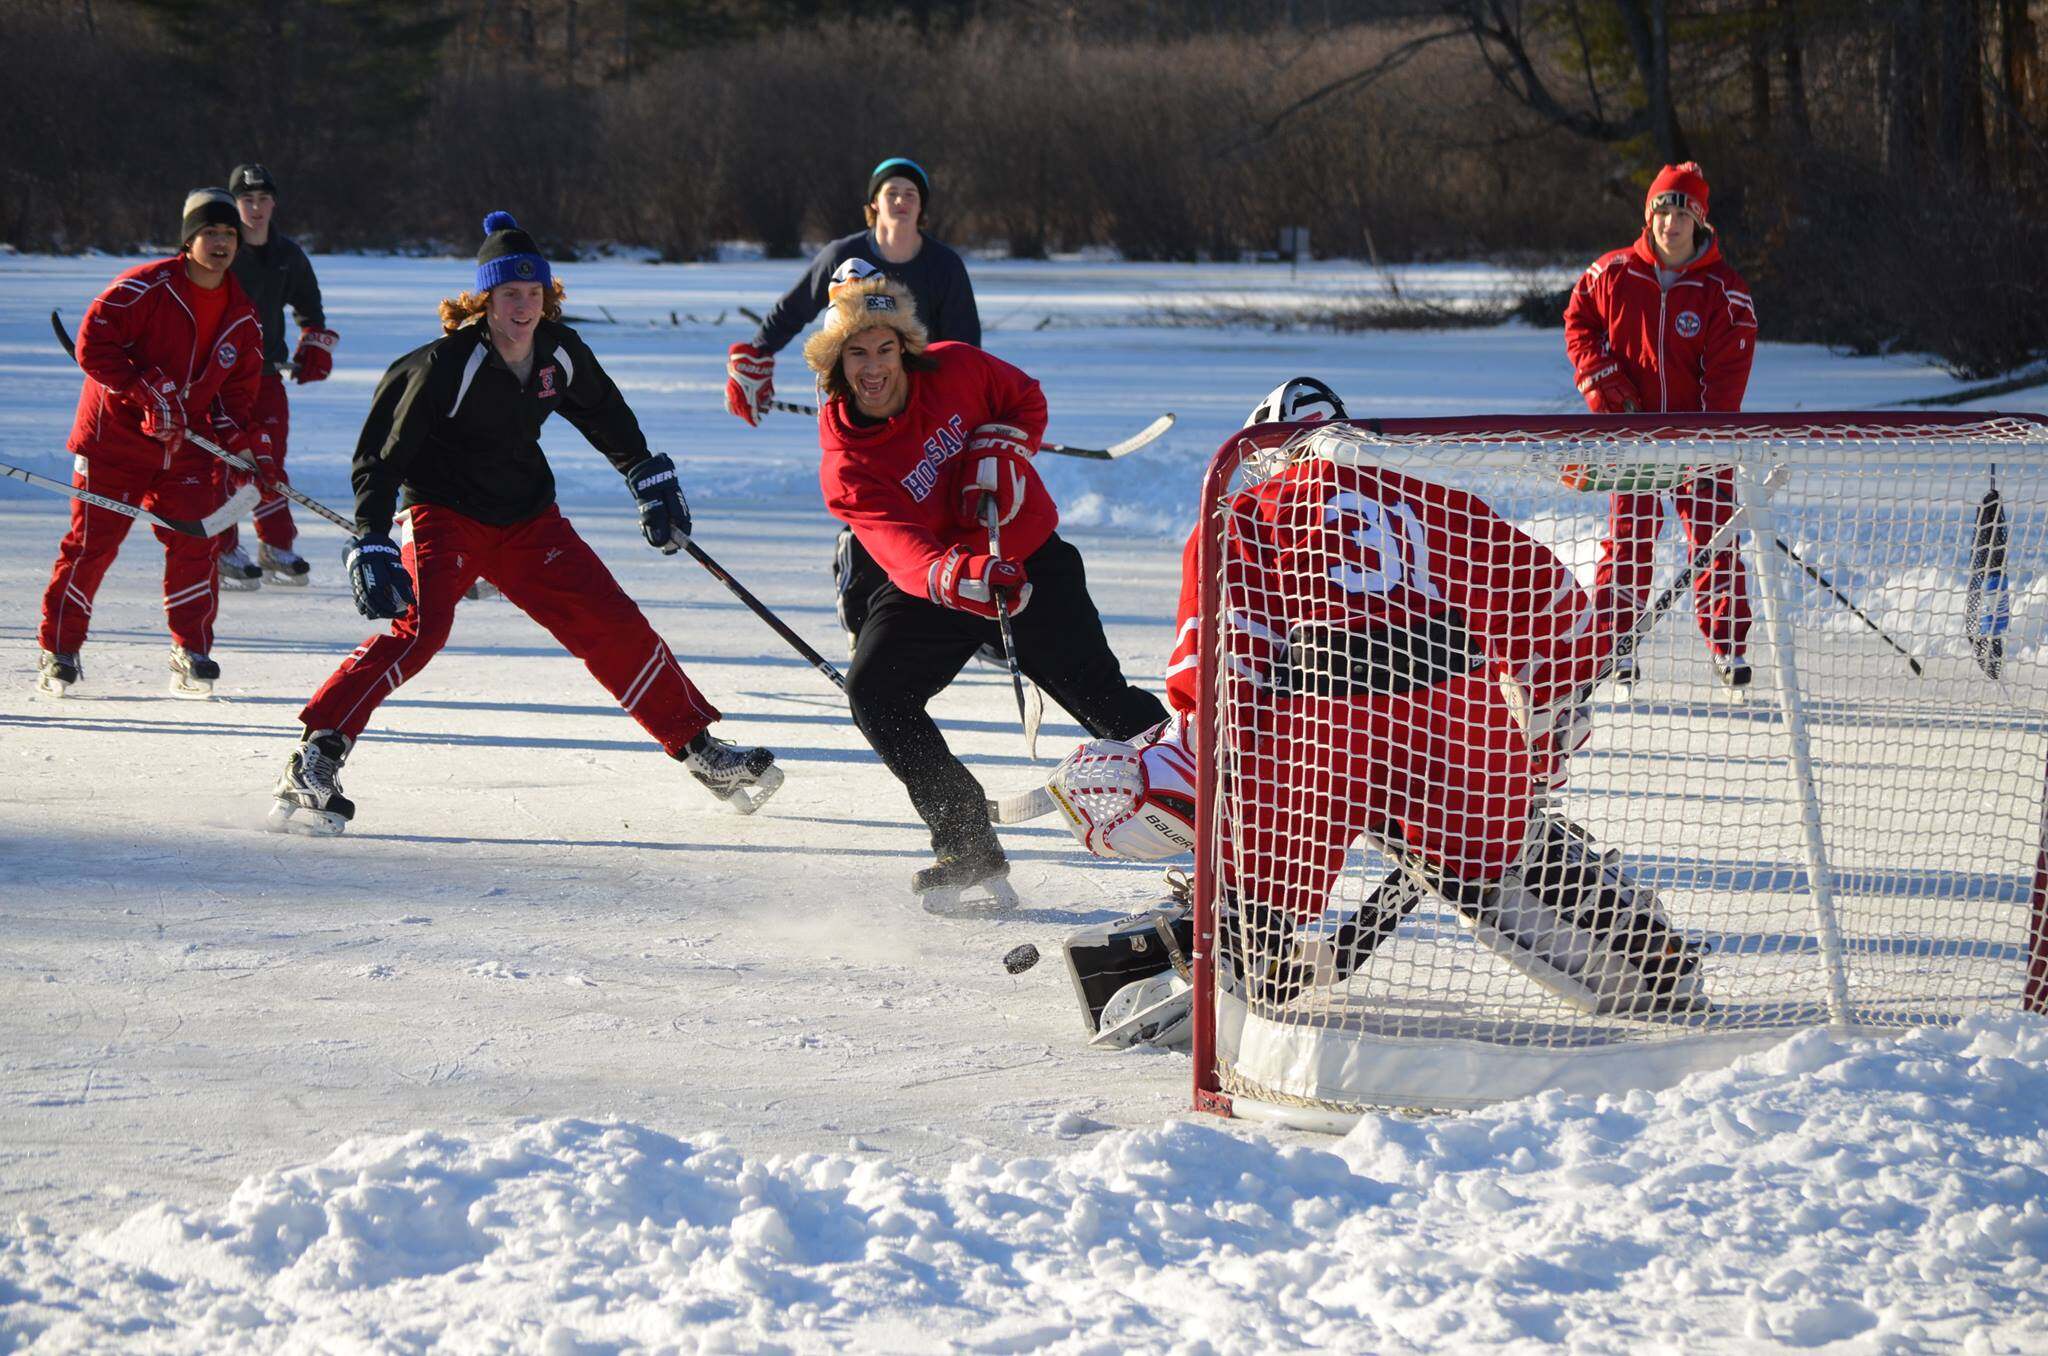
[167,675,215,700]
[34,676,71,698]
[921,876,1020,917]
[266,800,347,836]
[719,764,785,815]
[218,575,262,593]
[261,569,310,587]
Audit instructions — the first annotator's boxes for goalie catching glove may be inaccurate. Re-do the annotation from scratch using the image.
[928,546,1028,619]
[1046,714,1198,862]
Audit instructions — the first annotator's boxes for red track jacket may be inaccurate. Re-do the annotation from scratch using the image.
[1563,233,1757,413]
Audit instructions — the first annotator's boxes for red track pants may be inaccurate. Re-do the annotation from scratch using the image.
[299,503,720,754]
[38,449,225,656]
[1593,465,1752,660]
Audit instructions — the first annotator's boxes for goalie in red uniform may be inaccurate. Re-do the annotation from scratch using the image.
[1050,380,1705,1040]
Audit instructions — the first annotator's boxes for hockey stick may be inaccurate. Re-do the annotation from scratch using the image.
[3,459,259,537]
[1770,535,1923,676]
[766,400,1174,461]
[1966,463,2009,679]
[983,494,1036,760]
[184,431,355,533]
[681,534,847,693]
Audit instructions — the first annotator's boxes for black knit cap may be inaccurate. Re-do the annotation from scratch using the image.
[180,188,239,245]
[866,157,930,207]
[228,163,279,197]
[475,211,552,291]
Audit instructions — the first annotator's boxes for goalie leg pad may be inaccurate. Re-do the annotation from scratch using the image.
[1452,813,1706,1017]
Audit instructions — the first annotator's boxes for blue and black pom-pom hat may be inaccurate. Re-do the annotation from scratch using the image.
[475,211,551,292]
[865,157,930,206]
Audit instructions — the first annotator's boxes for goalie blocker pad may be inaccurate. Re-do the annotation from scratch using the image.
[1063,897,1194,1036]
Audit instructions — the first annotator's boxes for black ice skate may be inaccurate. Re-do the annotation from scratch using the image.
[916,835,1017,915]
[218,545,262,592]
[36,649,82,697]
[1715,651,1753,690]
[258,544,311,587]
[168,646,220,699]
[679,730,784,814]
[267,731,355,836]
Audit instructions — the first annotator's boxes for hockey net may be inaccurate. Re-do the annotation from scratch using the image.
[1190,411,2048,1126]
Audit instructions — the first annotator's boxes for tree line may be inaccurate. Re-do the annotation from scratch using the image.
[5,0,2043,376]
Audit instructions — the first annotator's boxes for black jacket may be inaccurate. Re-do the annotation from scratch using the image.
[228,233,325,369]
[749,230,980,354]
[351,317,650,537]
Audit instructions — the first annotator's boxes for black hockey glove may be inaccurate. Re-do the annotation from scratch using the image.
[346,532,416,620]
[627,454,692,554]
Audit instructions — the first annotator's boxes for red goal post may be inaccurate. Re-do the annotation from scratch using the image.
[1189,410,2048,1128]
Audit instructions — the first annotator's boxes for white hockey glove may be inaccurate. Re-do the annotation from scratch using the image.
[1500,671,1594,794]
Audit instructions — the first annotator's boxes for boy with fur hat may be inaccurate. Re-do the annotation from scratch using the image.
[213,161,338,588]
[806,275,1165,903]
[36,188,268,698]
[727,156,982,654]
[267,212,784,835]
[1564,162,1760,687]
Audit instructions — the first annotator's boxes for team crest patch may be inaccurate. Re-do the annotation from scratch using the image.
[217,342,238,368]
[538,365,557,398]
[515,259,537,280]
[1675,310,1702,338]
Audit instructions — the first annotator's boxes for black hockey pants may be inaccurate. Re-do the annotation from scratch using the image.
[846,533,1168,853]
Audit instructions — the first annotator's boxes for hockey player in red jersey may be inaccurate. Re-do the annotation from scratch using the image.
[36,188,269,699]
[267,212,782,835]
[1049,380,1704,1035]
[806,275,1166,906]
[1565,161,1760,687]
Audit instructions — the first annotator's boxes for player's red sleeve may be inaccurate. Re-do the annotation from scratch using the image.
[1562,260,1617,406]
[76,283,146,400]
[1698,270,1758,411]
[1164,526,1203,715]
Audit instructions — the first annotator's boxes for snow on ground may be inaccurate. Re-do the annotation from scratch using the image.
[2,252,2044,1351]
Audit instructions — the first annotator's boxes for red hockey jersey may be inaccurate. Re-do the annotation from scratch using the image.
[819,341,1055,600]
[1164,455,1606,716]
[67,257,264,469]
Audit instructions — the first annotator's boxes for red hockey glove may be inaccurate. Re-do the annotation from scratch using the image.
[725,343,774,426]
[127,366,188,449]
[292,327,338,383]
[1577,361,1640,414]
[952,442,1035,531]
[928,546,1031,619]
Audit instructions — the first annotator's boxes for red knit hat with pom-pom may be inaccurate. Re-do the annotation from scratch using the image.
[1645,162,1710,226]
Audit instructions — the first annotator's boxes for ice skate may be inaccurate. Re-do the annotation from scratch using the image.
[258,543,311,587]
[679,730,784,814]
[267,731,355,836]
[916,836,1017,915]
[1714,650,1752,690]
[36,649,81,697]
[167,646,220,699]
[218,545,262,591]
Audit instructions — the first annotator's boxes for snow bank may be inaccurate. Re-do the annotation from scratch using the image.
[6,1016,2043,1354]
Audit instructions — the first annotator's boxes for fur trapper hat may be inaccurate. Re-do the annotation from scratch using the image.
[802,276,930,398]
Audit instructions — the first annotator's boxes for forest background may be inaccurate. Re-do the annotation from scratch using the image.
[5,0,2044,378]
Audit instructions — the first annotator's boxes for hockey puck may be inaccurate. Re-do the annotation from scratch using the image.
[1002,943,1041,975]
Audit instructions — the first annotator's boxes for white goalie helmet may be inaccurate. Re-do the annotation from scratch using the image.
[1048,723,1198,862]
[1243,376,1347,429]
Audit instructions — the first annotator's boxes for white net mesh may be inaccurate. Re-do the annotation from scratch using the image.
[1200,414,2048,1118]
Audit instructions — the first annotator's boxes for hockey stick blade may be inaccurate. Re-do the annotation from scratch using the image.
[185,431,354,532]
[988,784,1059,825]
[198,482,262,537]
[51,309,75,360]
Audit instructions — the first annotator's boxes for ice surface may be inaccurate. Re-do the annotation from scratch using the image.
[1,252,2042,1350]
